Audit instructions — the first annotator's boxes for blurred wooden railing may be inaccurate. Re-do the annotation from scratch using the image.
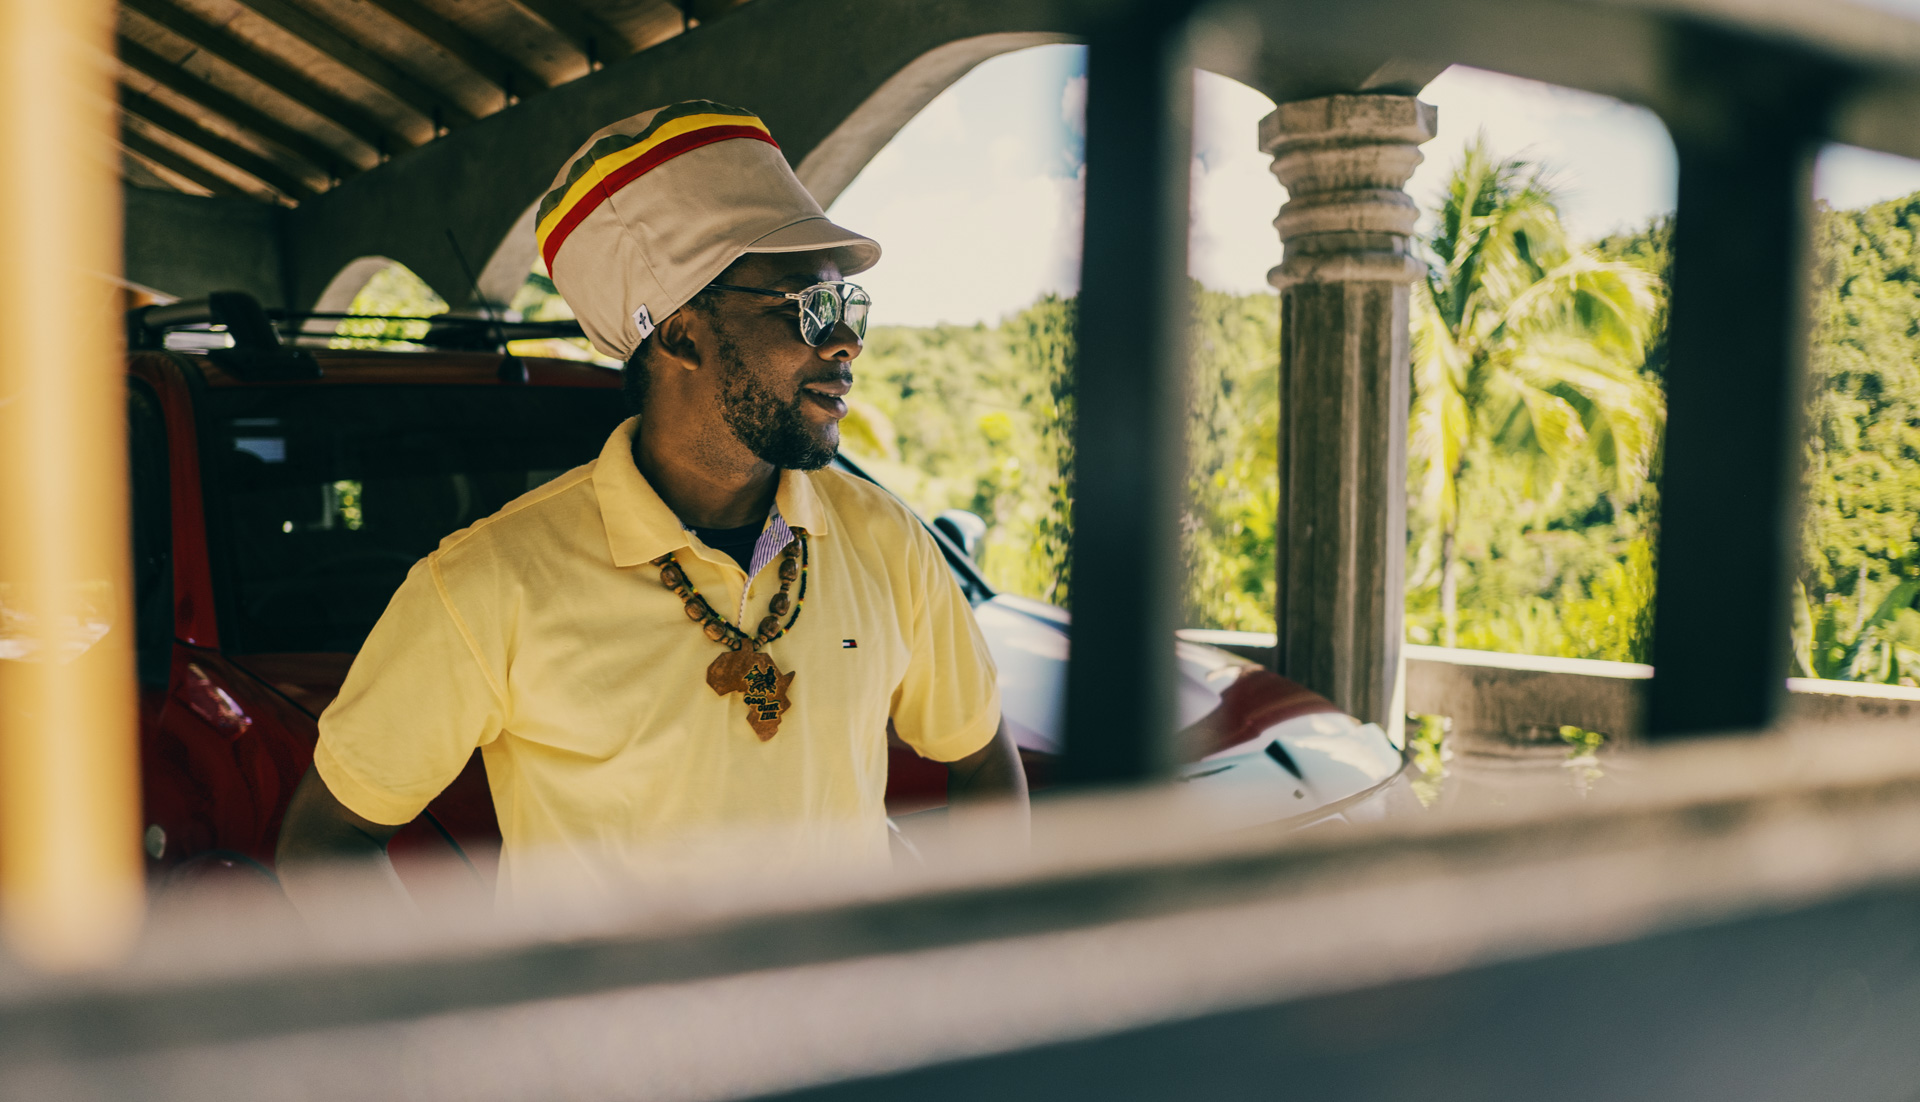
[12,722,1920,1099]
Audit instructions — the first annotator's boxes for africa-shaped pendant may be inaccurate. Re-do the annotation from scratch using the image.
[706,647,795,741]
[658,529,808,742]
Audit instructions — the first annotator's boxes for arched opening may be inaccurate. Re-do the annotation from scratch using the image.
[814,44,1288,620]
[307,257,448,346]
[474,198,542,314]
[312,256,410,316]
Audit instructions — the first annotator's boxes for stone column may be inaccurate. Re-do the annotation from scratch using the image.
[1261,94,1436,730]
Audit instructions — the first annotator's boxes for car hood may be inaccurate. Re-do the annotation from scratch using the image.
[975,594,1408,827]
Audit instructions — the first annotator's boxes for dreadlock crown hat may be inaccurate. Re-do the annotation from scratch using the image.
[536,100,881,361]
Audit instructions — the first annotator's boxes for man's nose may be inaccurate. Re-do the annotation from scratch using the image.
[817,319,862,360]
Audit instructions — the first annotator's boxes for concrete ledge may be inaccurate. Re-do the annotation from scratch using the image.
[1176,631,1920,745]
[1787,676,1920,727]
[1404,643,1649,748]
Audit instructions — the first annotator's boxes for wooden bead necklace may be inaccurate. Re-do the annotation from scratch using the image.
[652,529,809,741]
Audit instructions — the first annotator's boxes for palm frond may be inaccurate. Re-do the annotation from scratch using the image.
[1412,138,1667,528]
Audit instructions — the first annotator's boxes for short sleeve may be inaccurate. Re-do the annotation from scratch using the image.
[889,527,1001,762]
[313,556,507,826]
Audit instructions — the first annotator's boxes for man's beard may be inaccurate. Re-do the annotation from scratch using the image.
[713,326,840,471]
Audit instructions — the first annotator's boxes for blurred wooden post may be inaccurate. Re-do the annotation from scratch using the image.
[0,0,143,967]
[1263,94,1435,733]
[1646,30,1842,738]
[1064,2,1194,784]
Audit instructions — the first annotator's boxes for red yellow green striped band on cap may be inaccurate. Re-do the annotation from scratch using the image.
[535,101,778,272]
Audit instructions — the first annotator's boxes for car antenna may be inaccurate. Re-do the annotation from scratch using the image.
[446,227,527,384]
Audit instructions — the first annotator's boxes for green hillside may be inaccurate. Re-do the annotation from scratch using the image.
[853,188,1920,685]
[846,287,1280,631]
[1801,191,1920,680]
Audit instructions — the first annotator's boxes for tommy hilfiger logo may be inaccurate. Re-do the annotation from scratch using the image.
[842,639,858,648]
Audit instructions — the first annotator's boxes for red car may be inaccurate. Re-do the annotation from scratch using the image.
[125,293,1408,890]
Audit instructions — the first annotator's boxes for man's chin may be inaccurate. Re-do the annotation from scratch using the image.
[750,427,839,471]
[790,437,839,471]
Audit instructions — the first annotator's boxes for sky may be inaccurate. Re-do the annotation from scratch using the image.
[826,44,1920,329]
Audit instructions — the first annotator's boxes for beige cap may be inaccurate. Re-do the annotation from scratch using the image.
[536,100,880,361]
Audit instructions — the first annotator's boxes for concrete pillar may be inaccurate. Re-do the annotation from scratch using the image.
[1261,94,1435,730]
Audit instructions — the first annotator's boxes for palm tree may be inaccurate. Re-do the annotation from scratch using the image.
[1410,138,1663,647]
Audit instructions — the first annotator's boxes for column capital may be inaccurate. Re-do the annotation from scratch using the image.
[1261,93,1438,287]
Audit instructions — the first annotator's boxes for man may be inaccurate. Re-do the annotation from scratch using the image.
[277,101,1026,901]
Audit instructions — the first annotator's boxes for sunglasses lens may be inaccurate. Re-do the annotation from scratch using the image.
[798,287,839,346]
[789,284,871,345]
[842,286,870,340]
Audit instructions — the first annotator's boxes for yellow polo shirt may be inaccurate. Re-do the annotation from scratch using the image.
[314,417,1000,897]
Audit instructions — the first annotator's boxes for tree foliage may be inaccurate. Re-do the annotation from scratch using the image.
[846,296,1080,606]
[852,287,1279,629]
[1409,180,1920,681]
[1799,192,1920,682]
[336,261,447,346]
[1409,139,1663,649]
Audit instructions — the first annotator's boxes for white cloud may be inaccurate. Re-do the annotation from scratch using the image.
[836,51,1920,327]
[1061,74,1086,133]
[1816,143,1920,210]
[829,47,1285,325]
[1410,66,1677,243]
[913,87,967,147]
[1410,66,1920,233]
[827,45,1087,327]
[1188,69,1283,296]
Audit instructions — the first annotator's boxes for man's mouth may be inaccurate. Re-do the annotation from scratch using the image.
[799,376,851,419]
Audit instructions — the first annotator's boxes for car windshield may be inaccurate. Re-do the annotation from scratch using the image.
[201,384,628,653]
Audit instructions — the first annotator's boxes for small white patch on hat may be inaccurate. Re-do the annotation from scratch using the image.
[632,305,655,340]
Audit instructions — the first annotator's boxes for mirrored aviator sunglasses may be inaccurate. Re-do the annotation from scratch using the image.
[708,280,871,346]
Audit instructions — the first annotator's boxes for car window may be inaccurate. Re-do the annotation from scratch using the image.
[198,385,627,654]
[128,380,172,685]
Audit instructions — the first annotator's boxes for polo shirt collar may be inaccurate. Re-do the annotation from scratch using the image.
[595,417,834,569]
[774,455,830,539]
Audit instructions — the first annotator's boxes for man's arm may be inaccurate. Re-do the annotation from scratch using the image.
[944,719,1029,851]
[946,719,1026,803]
[276,765,410,911]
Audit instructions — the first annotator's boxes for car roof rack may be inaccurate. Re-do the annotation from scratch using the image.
[267,311,587,352]
[128,291,322,381]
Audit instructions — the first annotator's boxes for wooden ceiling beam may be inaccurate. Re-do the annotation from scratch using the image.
[500,0,633,67]
[359,0,552,102]
[120,87,319,201]
[122,0,408,153]
[229,0,476,129]
[119,130,255,199]
[118,35,357,182]
[122,150,192,195]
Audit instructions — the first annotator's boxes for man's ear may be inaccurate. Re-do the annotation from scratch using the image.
[653,309,702,371]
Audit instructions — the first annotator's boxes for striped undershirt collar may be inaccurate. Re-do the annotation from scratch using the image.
[745,505,794,582]
[690,506,792,627]
[681,503,793,583]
